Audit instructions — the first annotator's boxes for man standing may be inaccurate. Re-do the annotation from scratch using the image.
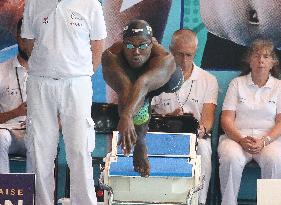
[0,18,30,173]
[21,0,107,204]
[102,19,183,177]
[151,29,219,205]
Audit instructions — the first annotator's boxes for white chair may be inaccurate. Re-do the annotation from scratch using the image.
[257,179,281,205]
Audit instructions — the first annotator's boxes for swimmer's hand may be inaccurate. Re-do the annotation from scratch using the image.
[117,115,137,156]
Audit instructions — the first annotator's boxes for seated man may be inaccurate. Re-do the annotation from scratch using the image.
[0,18,31,173]
[102,19,183,177]
[151,29,219,205]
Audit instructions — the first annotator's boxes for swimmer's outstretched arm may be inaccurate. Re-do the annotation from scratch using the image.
[102,45,132,114]
[102,41,176,155]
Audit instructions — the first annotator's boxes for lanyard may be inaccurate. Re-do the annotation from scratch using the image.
[175,80,194,112]
[15,67,24,103]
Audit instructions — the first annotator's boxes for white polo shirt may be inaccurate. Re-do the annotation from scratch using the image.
[21,0,107,78]
[223,73,281,136]
[0,56,27,123]
[151,64,218,121]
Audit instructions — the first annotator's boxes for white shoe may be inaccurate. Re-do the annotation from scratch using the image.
[57,198,71,205]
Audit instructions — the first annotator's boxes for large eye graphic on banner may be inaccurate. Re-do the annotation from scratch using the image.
[200,0,281,69]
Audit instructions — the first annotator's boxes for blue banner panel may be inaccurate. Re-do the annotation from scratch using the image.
[0,174,35,205]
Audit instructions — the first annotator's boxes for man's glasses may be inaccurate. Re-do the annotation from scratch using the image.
[124,42,152,50]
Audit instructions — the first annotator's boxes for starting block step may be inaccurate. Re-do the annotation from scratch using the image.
[109,156,193,177]
[116,132,196,157]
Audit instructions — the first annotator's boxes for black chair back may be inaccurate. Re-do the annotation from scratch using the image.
[149,113,199,134]
[91,102,119,133]
[91,103,199,134]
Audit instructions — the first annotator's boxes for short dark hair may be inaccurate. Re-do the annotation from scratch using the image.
[240,39,281,79]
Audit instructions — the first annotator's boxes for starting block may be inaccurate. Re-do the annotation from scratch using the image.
[100,131,202,205]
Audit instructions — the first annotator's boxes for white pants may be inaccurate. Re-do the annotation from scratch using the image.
[197,138,212,204]
[0,129,31,173]
[26,76,96,205]
[218,135,281,205]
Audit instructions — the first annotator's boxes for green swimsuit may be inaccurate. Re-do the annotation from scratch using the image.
[133,101,150,125]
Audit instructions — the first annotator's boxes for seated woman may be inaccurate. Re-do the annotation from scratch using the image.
[218,39,281,205]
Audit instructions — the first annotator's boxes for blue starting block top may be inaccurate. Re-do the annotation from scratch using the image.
[117,133,192,156]
[109,156,193,177]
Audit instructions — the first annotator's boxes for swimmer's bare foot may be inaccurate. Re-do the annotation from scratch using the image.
[133,143,150,177]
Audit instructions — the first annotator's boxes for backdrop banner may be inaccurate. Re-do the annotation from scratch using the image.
[0,174,35,205]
